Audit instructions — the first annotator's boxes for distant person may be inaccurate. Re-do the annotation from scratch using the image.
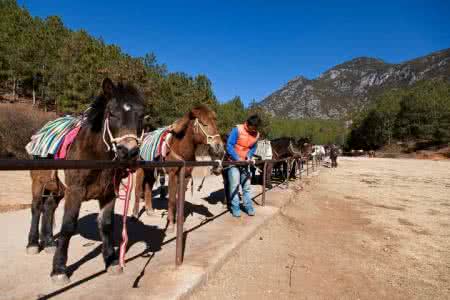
[330,144,339,168]
[226,115,261,217]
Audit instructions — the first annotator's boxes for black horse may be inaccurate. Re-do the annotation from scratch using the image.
[28,78,145,284]
[270,137,302,180]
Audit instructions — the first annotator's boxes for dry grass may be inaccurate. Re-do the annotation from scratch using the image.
[0,104,55,159]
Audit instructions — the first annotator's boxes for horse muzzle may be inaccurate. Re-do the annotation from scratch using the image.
[209,143,225,159]
[116,137,140,161]
[116,145,140,161]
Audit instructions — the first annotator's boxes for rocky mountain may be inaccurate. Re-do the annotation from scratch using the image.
[259,48,450,119]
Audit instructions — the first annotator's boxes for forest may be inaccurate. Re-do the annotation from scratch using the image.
[0,0,346,154]
[346,80,450,150]
[6,0,447,157]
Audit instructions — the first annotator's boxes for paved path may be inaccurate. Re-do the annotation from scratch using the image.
[0,168,306,299]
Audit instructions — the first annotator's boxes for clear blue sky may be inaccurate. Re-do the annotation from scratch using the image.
[19,0,450,105]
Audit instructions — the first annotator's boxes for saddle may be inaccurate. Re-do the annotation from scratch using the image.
[26,116,83,159]
[26,116,84,198]
[139,127,171,162]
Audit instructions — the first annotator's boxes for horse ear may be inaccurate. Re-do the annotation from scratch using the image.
[171,111,192,134]
[102,78,115,98]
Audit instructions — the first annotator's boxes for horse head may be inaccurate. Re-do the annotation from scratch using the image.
[171,105,225,174]
[89,78,145,161]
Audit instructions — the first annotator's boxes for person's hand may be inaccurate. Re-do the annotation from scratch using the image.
[248,158,256,165]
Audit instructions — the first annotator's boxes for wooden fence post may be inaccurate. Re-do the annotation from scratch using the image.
[176,165,186,266]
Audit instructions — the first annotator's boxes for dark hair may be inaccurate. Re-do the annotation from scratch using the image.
[246,114,262,128]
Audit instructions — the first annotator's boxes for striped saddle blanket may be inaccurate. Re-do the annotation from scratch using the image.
[139,127,172,161]
[25,116,83,159]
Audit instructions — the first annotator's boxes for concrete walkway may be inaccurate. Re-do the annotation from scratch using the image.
[0,169,316,300]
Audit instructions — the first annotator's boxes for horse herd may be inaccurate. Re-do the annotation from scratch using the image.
[24,79,338,285]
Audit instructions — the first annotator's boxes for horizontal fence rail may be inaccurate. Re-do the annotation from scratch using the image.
[0,156,319,267]
[0,158,293,170]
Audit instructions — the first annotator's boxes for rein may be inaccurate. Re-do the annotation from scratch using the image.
[114,170,134,268]
[101,111,142,267]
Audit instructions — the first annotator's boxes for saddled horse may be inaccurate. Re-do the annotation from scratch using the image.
[27,78,145,284]
[270,137,302,179]
[294,137,313,172]
[131,105,224,232]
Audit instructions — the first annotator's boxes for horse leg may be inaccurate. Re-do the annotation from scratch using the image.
[159,175,166,201]
[132,169,144,219]
[27,181,43,254]
[98,197,122,274]
[166,172,178,233]
[266,163,273,189]
[51,189,82,285]
[291,160,297,179]
[40,192,61,253]
[144,175,155,216]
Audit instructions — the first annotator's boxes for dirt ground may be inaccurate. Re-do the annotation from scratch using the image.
[191,157,450,300]
[0,171,32,212]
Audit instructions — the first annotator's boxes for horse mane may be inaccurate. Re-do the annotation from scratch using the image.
[86,94,107,132]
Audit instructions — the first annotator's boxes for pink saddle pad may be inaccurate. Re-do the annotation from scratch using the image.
[55,126,81,159]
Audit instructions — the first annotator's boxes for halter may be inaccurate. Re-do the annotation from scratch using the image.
[102,116,144,154]
[193,118,221,146]
[192,118,224,170]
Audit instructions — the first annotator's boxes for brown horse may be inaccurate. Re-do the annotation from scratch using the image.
[27,78,145,285]
[132,105,224,232]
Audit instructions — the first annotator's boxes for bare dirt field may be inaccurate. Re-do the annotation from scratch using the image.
[191,157,450,300]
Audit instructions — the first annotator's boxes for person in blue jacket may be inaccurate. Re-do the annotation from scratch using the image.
[226,115,261,217]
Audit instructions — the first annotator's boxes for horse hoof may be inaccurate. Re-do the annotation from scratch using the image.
[51,274,70,285]
[146,209,154,216]
[107,264,123,275]
[44,246,56,254]
[26,246,39,255]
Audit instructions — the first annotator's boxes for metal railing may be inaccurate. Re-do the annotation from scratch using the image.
[0,157,319,266]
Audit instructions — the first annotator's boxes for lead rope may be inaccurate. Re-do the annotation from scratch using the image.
[114,170,134,268]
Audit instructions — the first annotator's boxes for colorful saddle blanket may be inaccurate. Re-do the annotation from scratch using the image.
[139,127,172,161]
[25,116,83,159]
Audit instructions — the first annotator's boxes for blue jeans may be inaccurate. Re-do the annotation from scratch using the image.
[227,166,254,216]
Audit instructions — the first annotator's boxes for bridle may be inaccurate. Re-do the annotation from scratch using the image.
[102,115,144,154]
[193,118,221,146]
[166,117,223,172]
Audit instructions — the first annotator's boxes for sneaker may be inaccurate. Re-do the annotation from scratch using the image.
[231,210,241,218]
[245,207,255,216]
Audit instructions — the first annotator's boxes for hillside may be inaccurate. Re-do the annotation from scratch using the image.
[259,48,450,119]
